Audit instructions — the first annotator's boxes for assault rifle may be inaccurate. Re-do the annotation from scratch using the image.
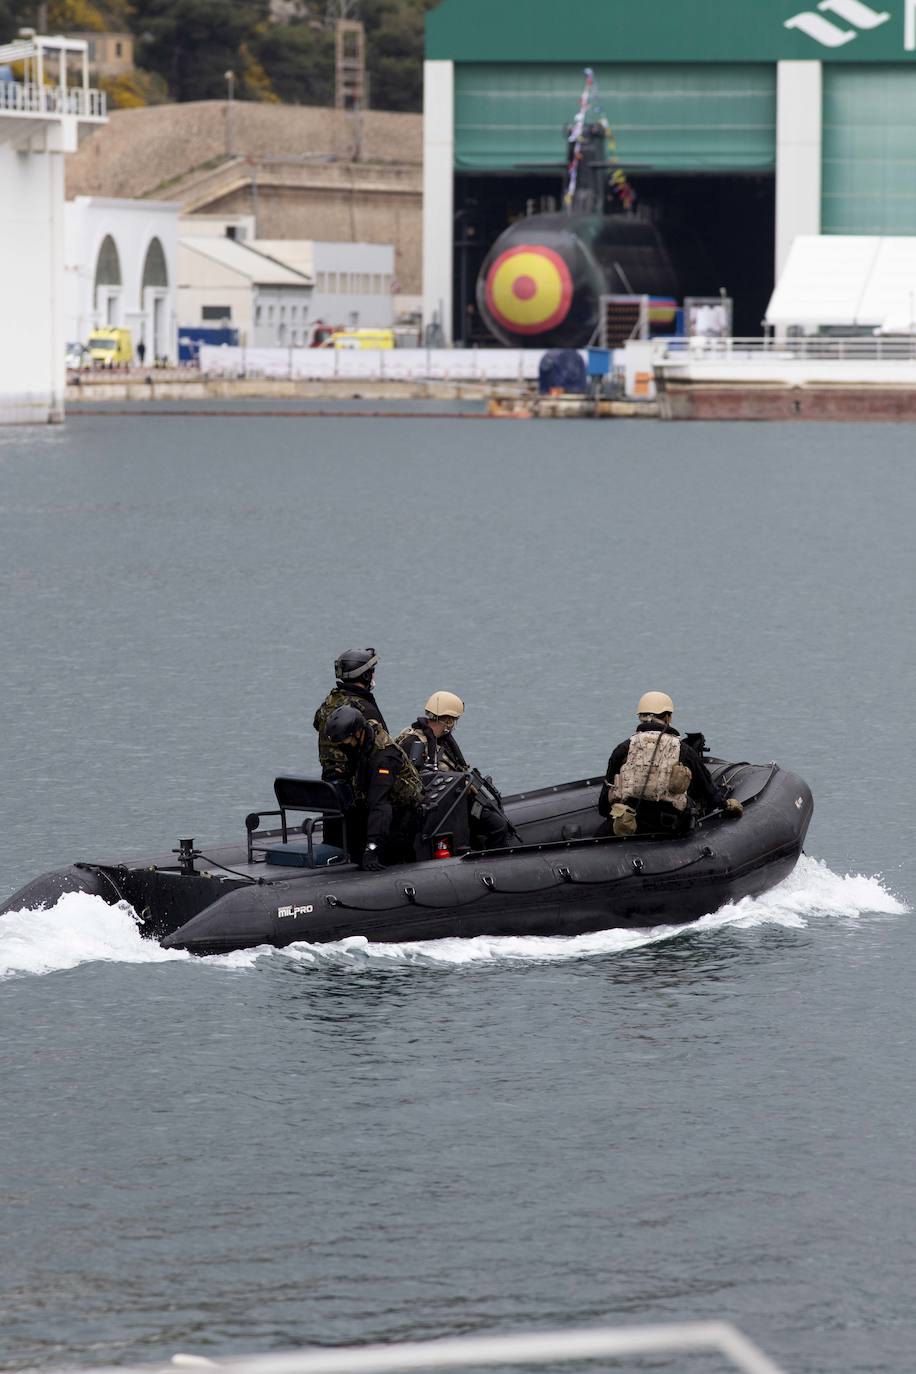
[468,768,524,846]
[470,768,503,806]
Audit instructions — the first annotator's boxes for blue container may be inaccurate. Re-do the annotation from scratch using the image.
[587,347,612,377]
[178,326,239,364]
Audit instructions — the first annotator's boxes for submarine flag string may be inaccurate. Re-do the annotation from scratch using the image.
[564,67,636,212]
[563,66,594,207]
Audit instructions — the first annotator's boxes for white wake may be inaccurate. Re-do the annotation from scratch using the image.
[0,855,908,980]
[0,891,187,978]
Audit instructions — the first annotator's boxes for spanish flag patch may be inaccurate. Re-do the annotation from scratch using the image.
[378,767,390,775]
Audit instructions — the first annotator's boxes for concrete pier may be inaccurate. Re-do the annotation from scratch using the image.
[0,36,105,424]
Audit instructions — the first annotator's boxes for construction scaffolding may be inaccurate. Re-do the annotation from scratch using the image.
[335,19,365,111]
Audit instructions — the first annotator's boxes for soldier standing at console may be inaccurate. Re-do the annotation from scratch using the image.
[313,648,387,847]
[323,705,423,870]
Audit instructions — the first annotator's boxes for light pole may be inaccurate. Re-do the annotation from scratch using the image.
[224,69,236,156]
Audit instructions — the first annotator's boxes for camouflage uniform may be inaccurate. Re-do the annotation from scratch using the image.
[313,684,388,780]
[352,726,423,811]
[608,730,688,812]
[598,722,726,833]
[336,723,423,865]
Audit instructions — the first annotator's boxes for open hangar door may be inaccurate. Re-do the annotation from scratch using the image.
[454,169,775,343]
[625,172,775,337]
[453,172,565,345]
[452,63,776,344]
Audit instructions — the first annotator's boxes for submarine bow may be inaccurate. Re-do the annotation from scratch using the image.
[476,213,679,350]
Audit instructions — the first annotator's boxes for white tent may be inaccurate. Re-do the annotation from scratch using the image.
[860,239,916,333]
[765,235,916,333]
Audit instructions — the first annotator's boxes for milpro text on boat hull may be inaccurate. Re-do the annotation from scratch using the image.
[0,760,812,955]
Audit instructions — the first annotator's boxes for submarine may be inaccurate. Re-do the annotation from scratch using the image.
[477,211,679,350]
[0,755,812,956]
[475,94,680,351]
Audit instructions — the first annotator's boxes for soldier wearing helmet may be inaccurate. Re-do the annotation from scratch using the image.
[323,704,423,871]
[313,648,388,784]
[599,691,742,837]
[397,692,511,851]
[397,692,469,775]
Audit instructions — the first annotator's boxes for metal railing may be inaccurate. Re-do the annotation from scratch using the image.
[53,1323,790,1374]
[0,79,106,119]
[654,334,916,362]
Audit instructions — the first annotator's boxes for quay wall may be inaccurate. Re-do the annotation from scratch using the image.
[65,374,916,419]
[660,383,916,421]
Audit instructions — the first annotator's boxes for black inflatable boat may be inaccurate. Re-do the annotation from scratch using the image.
[0,757,812,955]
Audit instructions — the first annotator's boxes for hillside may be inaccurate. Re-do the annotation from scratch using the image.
[0,0,436,110]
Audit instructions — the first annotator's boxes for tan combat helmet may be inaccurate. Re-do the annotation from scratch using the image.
[637,690,674,718]
[425,691,465,721]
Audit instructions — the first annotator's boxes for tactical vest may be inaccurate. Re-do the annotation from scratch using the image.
[396,720,467,774]
[610,730,688,812]
[362,727,424,810]
[313,686,386,773]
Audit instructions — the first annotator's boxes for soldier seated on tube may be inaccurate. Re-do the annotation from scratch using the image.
[598,691,743,838]
[397,692,511,851]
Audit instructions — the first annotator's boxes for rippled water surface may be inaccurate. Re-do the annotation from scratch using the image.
[1,407,915,1374]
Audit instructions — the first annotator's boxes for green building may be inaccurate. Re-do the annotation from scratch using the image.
[422,0,916,341]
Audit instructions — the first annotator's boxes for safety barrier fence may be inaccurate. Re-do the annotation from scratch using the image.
[198,346,572,383]
[46,1322,789,1374]
[0,79,106,118]
[198,339,916,383]
[655,335,916,361]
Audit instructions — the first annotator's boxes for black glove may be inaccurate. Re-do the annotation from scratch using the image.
[360,847,385,872]
[331,779,355,810]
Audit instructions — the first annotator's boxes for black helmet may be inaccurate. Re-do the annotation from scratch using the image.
[335,647,378,683]
[325,704,367,743]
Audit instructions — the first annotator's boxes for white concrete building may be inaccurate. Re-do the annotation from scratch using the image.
[257,239,396,332]
[178,214,395,343]
[179,213,256,242]
[64,197,179,361]
[0,34,106,422]
[178,236,312,347]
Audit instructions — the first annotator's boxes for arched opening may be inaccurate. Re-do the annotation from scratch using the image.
[140,237,170,363]
[141,237,168,291]
[94,234,122,325]
[94,234,122,288]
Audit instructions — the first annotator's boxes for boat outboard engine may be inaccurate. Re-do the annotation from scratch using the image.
[417,771,472,858]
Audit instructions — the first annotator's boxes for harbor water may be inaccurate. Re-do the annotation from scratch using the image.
[1,405,914,1374]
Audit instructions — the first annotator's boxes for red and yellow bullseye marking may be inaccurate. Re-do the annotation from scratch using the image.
[484,245,574,335]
